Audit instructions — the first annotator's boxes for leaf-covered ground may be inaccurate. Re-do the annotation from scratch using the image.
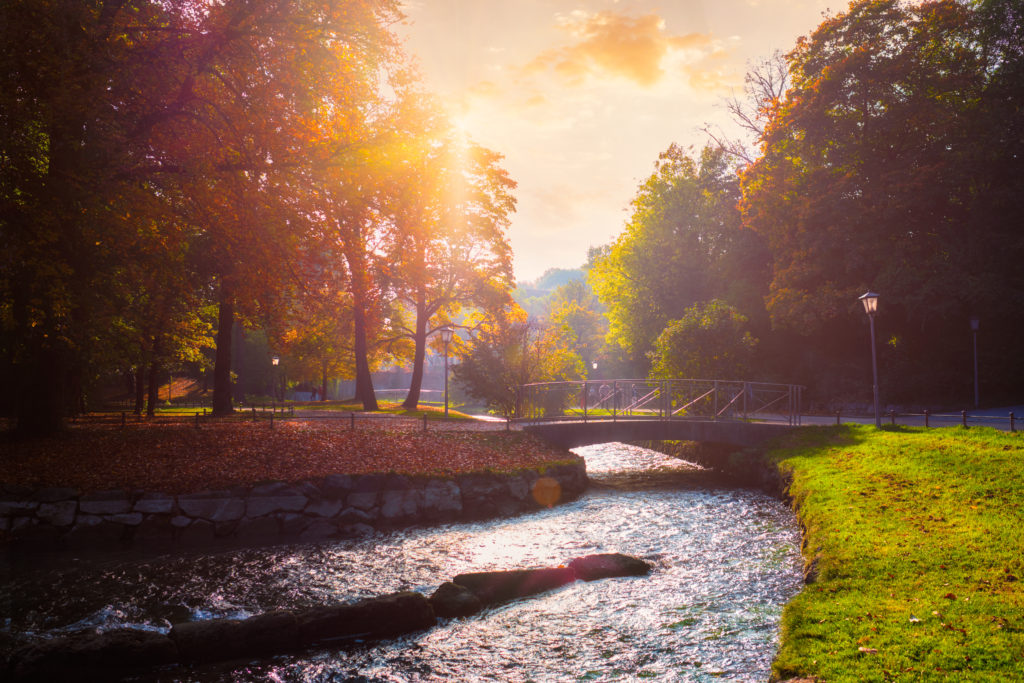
[0,420,577,494]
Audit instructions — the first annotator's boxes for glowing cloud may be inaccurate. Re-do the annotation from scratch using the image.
[524,11,719,88]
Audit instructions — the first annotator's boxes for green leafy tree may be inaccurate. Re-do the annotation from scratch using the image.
[649,300,757,380]
[545,279,607,376]
[0,0,173,433]
[589,144,768,375]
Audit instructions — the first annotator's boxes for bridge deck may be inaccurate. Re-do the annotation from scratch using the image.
[523,418,796,450]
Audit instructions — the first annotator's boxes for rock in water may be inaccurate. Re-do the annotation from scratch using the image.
[568,553,652,581]
[8,628,177,681]
[294,591,436,645]
[453,567,577,605]
[429,581,484,618]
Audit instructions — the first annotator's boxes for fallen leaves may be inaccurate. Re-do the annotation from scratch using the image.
[0,420,578,494]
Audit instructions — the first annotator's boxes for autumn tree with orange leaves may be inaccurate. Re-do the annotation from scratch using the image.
[0,0,410,433]
[142,0,404,417]
[379,105,516,411]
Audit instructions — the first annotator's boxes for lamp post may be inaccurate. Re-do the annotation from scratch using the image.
[440,326,454,417]
[859,292,881,428]
[970,316,980,408]
[271,355,280,402]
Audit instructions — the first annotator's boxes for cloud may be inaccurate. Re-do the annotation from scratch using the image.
[522,11,718,88]
[683,63,742,91]
[468,80,499,97]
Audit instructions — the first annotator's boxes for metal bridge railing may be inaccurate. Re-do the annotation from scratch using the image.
[515,379,804,426]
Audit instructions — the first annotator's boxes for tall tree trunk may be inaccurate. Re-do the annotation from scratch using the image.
[402,288,428,410]
[353,301,378,411]
[349,238,378,411]
[69,365,84,417]
[134,367,145,415]
[320,360,328,402]
[15,343,67,437]
[146,344,160,417]
[212,293,235,416]
[11,274,67,436]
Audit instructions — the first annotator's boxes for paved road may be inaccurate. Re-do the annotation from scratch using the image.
[802,405,1024,431]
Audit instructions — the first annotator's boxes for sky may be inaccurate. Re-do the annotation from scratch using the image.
[397,0,838,283]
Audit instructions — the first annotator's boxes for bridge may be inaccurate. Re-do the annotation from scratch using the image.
[514,378,803,450]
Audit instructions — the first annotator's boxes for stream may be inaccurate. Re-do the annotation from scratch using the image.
[1,442,803,682]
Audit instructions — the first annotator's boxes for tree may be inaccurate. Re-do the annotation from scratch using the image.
[544,279,607,376]
[309,97,415,411]
[649,300,757,380]
[703,50,790,165]
[589,144,768,375]
[0,0,405,432]
[278,286,354,402]
[740,0,1024,401]
[0,0,169,433]
[453,306,562,417]
[383,114,516,411]
[141,0,401,416]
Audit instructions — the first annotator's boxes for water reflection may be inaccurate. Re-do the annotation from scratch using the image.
[1,442,802,682]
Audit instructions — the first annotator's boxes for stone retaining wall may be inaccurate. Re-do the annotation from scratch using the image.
[0,460,587,552]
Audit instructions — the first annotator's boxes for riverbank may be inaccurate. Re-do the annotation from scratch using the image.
[766,425,1024,681]
[0,420,585,550]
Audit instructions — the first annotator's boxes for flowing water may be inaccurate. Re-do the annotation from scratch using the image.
[1,442,803,682]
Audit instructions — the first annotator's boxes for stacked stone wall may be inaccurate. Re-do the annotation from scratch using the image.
[0,460,587,552]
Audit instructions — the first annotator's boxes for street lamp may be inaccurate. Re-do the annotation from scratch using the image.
[440,326,454,417]
[271,355,281,402]
[970,316,980,408]
[859,291,881,428]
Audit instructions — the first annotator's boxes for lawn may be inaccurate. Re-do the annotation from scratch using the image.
[0,420,575,494]
[150,400,479,420]
[770,425,1024,681]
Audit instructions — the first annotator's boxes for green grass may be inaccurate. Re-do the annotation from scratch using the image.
[153,400,478,420]
[769,425,1024,681]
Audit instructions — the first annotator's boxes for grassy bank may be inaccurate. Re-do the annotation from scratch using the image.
[143,400,478,420]
[769,425,1024,681]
